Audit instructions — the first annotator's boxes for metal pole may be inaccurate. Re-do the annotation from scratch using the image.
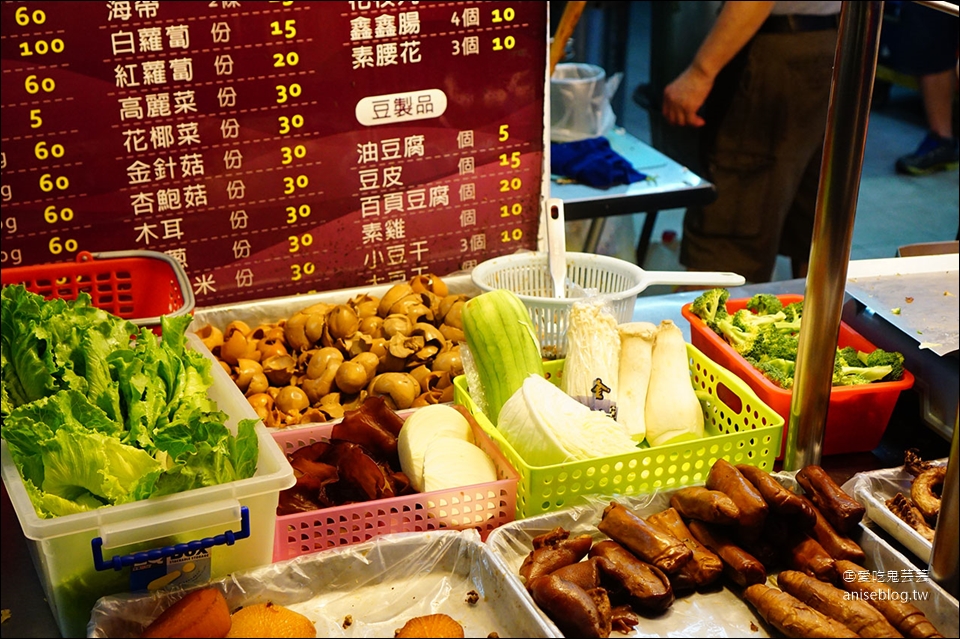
[784,2,884,470]
[914,1,960,17]
[929,406,959,597]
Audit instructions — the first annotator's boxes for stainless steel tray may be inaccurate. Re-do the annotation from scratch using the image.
[842,461,948,564]
[88,529,553,638]
[189,274,481,332]
[485,482,959,638]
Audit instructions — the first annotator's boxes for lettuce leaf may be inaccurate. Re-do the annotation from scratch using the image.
[1,285,260,519]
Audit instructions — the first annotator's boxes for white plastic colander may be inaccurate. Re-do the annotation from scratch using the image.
[471,252,644,358]
[470,251,745,358]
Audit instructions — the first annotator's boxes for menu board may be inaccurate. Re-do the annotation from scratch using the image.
[1,1,548,304]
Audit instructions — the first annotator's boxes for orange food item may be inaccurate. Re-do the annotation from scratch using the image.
[394,613,465,638]
[226,602,316,638]
[141,587,231,638]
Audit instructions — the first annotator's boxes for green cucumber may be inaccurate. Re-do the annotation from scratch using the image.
[462,289,545,424]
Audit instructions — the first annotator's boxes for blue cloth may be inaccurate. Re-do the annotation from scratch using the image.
[551,137,646,188]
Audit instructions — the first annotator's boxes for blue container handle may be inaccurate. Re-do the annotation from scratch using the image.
[92,506,250,571]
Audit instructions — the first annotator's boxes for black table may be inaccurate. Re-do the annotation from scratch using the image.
[550,128,716,267]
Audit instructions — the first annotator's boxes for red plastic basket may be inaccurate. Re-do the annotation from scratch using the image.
[1,250,194,329]
[681,294,915,458]
[271,413,518,561]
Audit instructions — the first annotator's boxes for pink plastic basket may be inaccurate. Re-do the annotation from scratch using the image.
[270,413,518,561]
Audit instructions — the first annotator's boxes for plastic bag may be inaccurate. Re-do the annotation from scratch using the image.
[88,530,554,638]
[550,63,623,142]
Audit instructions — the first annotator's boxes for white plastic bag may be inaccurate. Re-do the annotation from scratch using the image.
[550,63,623,142]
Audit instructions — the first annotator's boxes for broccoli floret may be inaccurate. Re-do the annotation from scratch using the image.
[717,310,788,359]
[835,365,894,386]
[782,301,803,323]
[773,316,802,335]
[759,327,800,361]
[832,351,893,386]
[838,346,863,367]
[690,288,730,334]
[864,349,905,381]
[732,308,786,331]
[755,358,795,389]
[746,293,784,316]
[715,315,760,356]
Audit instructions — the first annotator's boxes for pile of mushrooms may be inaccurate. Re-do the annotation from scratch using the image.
[195,274,466,428]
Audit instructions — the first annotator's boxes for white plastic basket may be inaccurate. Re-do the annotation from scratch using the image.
[470,252,645,358]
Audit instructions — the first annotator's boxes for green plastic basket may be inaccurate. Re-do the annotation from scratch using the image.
[453,343,784,519]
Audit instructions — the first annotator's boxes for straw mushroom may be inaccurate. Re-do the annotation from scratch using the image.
[261,354,297,386]
[233,359,263,393]
[378,283,413,317]
[367,372,420,410]
[247,393,277,428]
[196,324,224,352]
[326,304,360,341]
[409,273,448,297]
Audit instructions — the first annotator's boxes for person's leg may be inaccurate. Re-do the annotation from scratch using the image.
[920,68,957,140]
[893,3,960,175]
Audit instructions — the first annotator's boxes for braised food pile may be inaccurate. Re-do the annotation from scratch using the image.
[277,396,497,516]
[515,460,943,639]
[195,274,465,427]
[884,449,944,543]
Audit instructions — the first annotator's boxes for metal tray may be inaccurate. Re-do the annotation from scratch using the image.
[88,529,553,638]
[842,461,948,564]
[484,481,959,638]
[189,273,481,332]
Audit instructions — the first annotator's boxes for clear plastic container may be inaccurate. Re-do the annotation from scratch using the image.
[0,334,294,638]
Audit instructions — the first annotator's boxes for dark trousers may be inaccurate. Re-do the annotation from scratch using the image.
[680,28,839,283]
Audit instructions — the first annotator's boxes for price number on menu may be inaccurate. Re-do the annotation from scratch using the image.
[35,141,65,160]
[500,228,524,243]
[283,174,309,194]
[288,233,313,253]
[491,36,515,51]
[25,75,56,93]
[278,114,303,135]
[39,173,69,192]
[44,205,74,223]
[20,38,64,57]
[273,51,299,67]
[500,203,523,217]
[281,145,306,164]
[499,177,522,192]
[49,235,79,255]
[270,19,297,39]
[499,151,521,169]
[15,6,46,24]
[276,83,302,104]
[285,204,311,224]
[290,261,315,281]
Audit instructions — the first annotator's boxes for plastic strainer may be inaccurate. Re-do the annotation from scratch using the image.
[470,251,745,358]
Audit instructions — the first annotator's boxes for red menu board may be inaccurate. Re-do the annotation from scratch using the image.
[1,1,548,304]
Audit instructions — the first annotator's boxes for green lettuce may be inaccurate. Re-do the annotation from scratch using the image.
[1,285,259,518]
